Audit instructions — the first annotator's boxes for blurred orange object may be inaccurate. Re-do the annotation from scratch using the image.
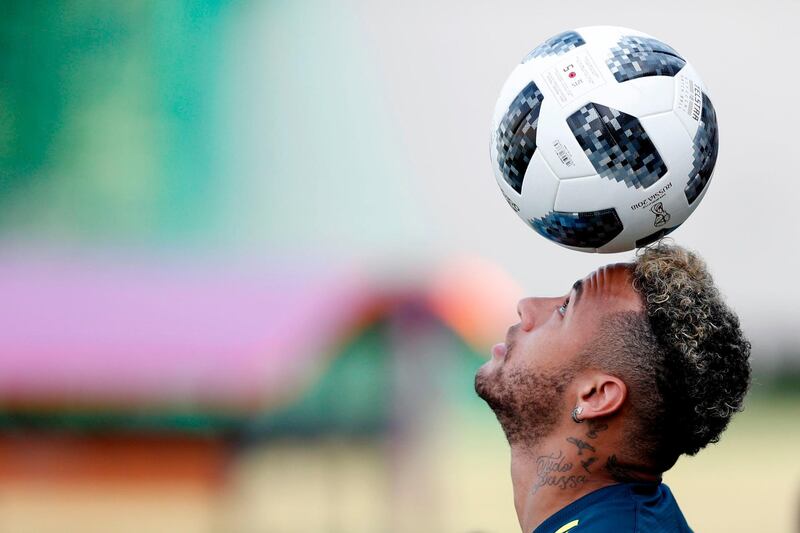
[0,434,228,486]
[426,256,522,353]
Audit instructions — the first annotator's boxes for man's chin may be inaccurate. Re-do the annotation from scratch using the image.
[474,360,503,404]
[474,363,570,448]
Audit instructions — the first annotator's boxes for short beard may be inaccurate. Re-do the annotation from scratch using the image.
[475,363,574,449]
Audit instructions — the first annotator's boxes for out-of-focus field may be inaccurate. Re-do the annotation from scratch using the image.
[665,396,800,533]
[0,395,796,533]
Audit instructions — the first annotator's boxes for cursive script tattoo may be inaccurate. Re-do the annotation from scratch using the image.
[566,436,596,456]
[532,450,587,494]
[585,422,608,439]
[580,456,597,473]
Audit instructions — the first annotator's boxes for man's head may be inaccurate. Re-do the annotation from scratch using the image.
[475,242,751,472]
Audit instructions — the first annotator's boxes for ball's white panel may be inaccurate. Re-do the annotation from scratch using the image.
[553,174,641,214]
[673,63,706,139]
[535,95,597,179]
[576,74,676,119]
[551,174,633,252]
[605,175,688,252]
[604,181,688,253]
[517,151,560,222]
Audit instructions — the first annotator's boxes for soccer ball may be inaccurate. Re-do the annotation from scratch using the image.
[490,25,718,253]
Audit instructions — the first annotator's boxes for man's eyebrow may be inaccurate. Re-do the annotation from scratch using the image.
[571,279,584,305]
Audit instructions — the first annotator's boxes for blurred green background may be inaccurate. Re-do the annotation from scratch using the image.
[0,1,798,532]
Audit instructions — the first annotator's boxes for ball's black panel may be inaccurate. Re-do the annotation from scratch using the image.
[635,223,681,248]
[685,93,718,204]
[567,102,667,190]
[529,208,623,249]
[607,35,686,83]
[522,31,585,63]
[495,81,545,194]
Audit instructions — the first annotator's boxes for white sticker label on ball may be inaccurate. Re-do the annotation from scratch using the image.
[552,139,575,168]
[543,51,606,107]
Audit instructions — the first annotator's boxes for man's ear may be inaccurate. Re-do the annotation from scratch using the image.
[575,372,627,420]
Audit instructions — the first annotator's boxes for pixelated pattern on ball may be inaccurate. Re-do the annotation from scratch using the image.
[529,208,623,248]
[567,102,667,190]
[635,223,681,248]
[495,81,545,193]
[606,35,686,83]
[522,31,585,63]
[685,93,718,204]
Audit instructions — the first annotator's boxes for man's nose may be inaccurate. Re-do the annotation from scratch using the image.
[517,297,554,331]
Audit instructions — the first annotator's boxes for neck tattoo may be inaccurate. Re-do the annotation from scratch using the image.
[531,450,587,495]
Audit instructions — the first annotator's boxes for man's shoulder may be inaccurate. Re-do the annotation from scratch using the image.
[533,483,692,533]
[546,488,635,533]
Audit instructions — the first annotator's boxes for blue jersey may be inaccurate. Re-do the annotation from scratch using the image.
[533,482,692,533]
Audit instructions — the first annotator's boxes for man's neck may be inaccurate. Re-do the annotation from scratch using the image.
[509,421,661,533]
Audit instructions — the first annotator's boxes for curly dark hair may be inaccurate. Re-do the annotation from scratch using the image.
[586,242,751,471]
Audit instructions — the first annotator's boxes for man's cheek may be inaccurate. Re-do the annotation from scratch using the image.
[519,336,557,366]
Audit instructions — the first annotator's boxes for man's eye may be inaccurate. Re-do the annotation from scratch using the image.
[558,298,570,316]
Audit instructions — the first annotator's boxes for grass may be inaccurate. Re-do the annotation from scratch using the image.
[0,394,796,532]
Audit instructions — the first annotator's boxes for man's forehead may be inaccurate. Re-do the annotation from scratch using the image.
[581,262,634,283]
[573,262,640,308]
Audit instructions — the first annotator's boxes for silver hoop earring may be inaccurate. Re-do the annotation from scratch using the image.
[571,406,584,424]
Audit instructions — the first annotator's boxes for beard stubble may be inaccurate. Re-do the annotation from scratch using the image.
[475,361,575,448]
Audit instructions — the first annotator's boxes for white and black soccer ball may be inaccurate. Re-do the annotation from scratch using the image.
[490,25,718,253]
